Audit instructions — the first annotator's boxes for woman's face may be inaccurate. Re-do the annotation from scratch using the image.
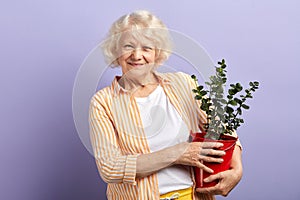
[117,33,156,75]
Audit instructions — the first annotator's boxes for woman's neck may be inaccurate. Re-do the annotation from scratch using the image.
[119,71,159,91]
[117,71,160,97]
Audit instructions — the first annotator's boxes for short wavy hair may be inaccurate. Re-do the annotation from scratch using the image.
[101,10,173,67]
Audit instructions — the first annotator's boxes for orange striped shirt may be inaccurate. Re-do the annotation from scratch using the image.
[89,72,241,200]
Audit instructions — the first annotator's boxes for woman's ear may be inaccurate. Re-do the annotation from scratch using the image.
[154,49,162,65]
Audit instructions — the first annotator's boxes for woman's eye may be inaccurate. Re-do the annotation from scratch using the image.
[123,44,134,50]
[143,46,153,51]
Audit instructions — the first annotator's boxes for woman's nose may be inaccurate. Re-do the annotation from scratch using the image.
[131,48,143,60]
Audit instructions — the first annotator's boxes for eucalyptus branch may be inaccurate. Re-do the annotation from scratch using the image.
[191,59,259,139]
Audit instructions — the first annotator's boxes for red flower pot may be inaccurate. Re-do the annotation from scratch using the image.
[191,132,237,188]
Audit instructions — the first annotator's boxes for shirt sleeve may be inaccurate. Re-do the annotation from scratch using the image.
[89,94,138,185]
[181,72,242,149]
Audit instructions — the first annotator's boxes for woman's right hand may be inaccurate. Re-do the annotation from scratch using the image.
[136,141,225,178]
[173,142,226,173]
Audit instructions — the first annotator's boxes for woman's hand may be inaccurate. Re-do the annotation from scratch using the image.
[196,168,242,196]
[136,141,226,179]
[196,145,243,196]
[173,142,226,173]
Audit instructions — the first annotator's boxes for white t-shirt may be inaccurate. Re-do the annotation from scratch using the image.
[135,85,193,195]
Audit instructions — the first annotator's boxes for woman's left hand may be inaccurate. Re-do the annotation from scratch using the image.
[195,168,242,196]
[196,145,243,196]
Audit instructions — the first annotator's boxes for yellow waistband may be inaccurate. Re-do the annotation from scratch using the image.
[160,187,193,200]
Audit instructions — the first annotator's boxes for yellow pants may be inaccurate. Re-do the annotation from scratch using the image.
[160,187,193,200]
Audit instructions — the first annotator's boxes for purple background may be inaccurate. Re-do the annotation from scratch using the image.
[1,0,299,200]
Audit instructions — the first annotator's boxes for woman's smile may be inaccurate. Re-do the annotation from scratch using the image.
[127,62,146,67]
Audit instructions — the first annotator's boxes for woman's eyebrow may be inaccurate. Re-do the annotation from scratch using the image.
[122,40,136,45]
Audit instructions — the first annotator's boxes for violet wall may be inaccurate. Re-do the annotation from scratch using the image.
[1,0,299,199]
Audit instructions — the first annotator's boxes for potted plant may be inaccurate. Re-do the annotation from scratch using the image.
[190,59,259,188]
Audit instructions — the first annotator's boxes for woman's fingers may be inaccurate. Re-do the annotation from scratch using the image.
[174,142,225,170]
[201,148,226,157]
[200,142,224,149]
[192,142,225,157]
[199,155,224,163]
[195,161,214,173]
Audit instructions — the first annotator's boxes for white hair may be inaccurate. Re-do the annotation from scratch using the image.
[101,10,173,67]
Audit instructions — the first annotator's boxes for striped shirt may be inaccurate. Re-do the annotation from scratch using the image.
[89,72,241,200]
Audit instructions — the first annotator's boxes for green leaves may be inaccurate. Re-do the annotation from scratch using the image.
[228,100,237,106]
[217,59,226,69]
[191,59,259,139]
[225,106,234,114]
[228,83,243,95]
[191,74,197,80]
[195,95,202,100]
[200,90,207,96]
[234,98,242,104]
[250,81,259,88]
[235,83,243,91]
[241,104,250,109]
[197,85,204,90]
[228,89,236,95]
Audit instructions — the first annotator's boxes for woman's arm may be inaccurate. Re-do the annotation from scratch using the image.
[90,92,226,183]
[89,96,139,184]
[136,141,226,178]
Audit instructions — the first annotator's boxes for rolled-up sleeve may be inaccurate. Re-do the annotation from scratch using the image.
[89,96,138,185]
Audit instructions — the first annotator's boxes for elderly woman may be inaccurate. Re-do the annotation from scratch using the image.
[89,10,242,200]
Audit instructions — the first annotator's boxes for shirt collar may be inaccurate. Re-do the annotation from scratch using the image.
[111,71,171,97]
